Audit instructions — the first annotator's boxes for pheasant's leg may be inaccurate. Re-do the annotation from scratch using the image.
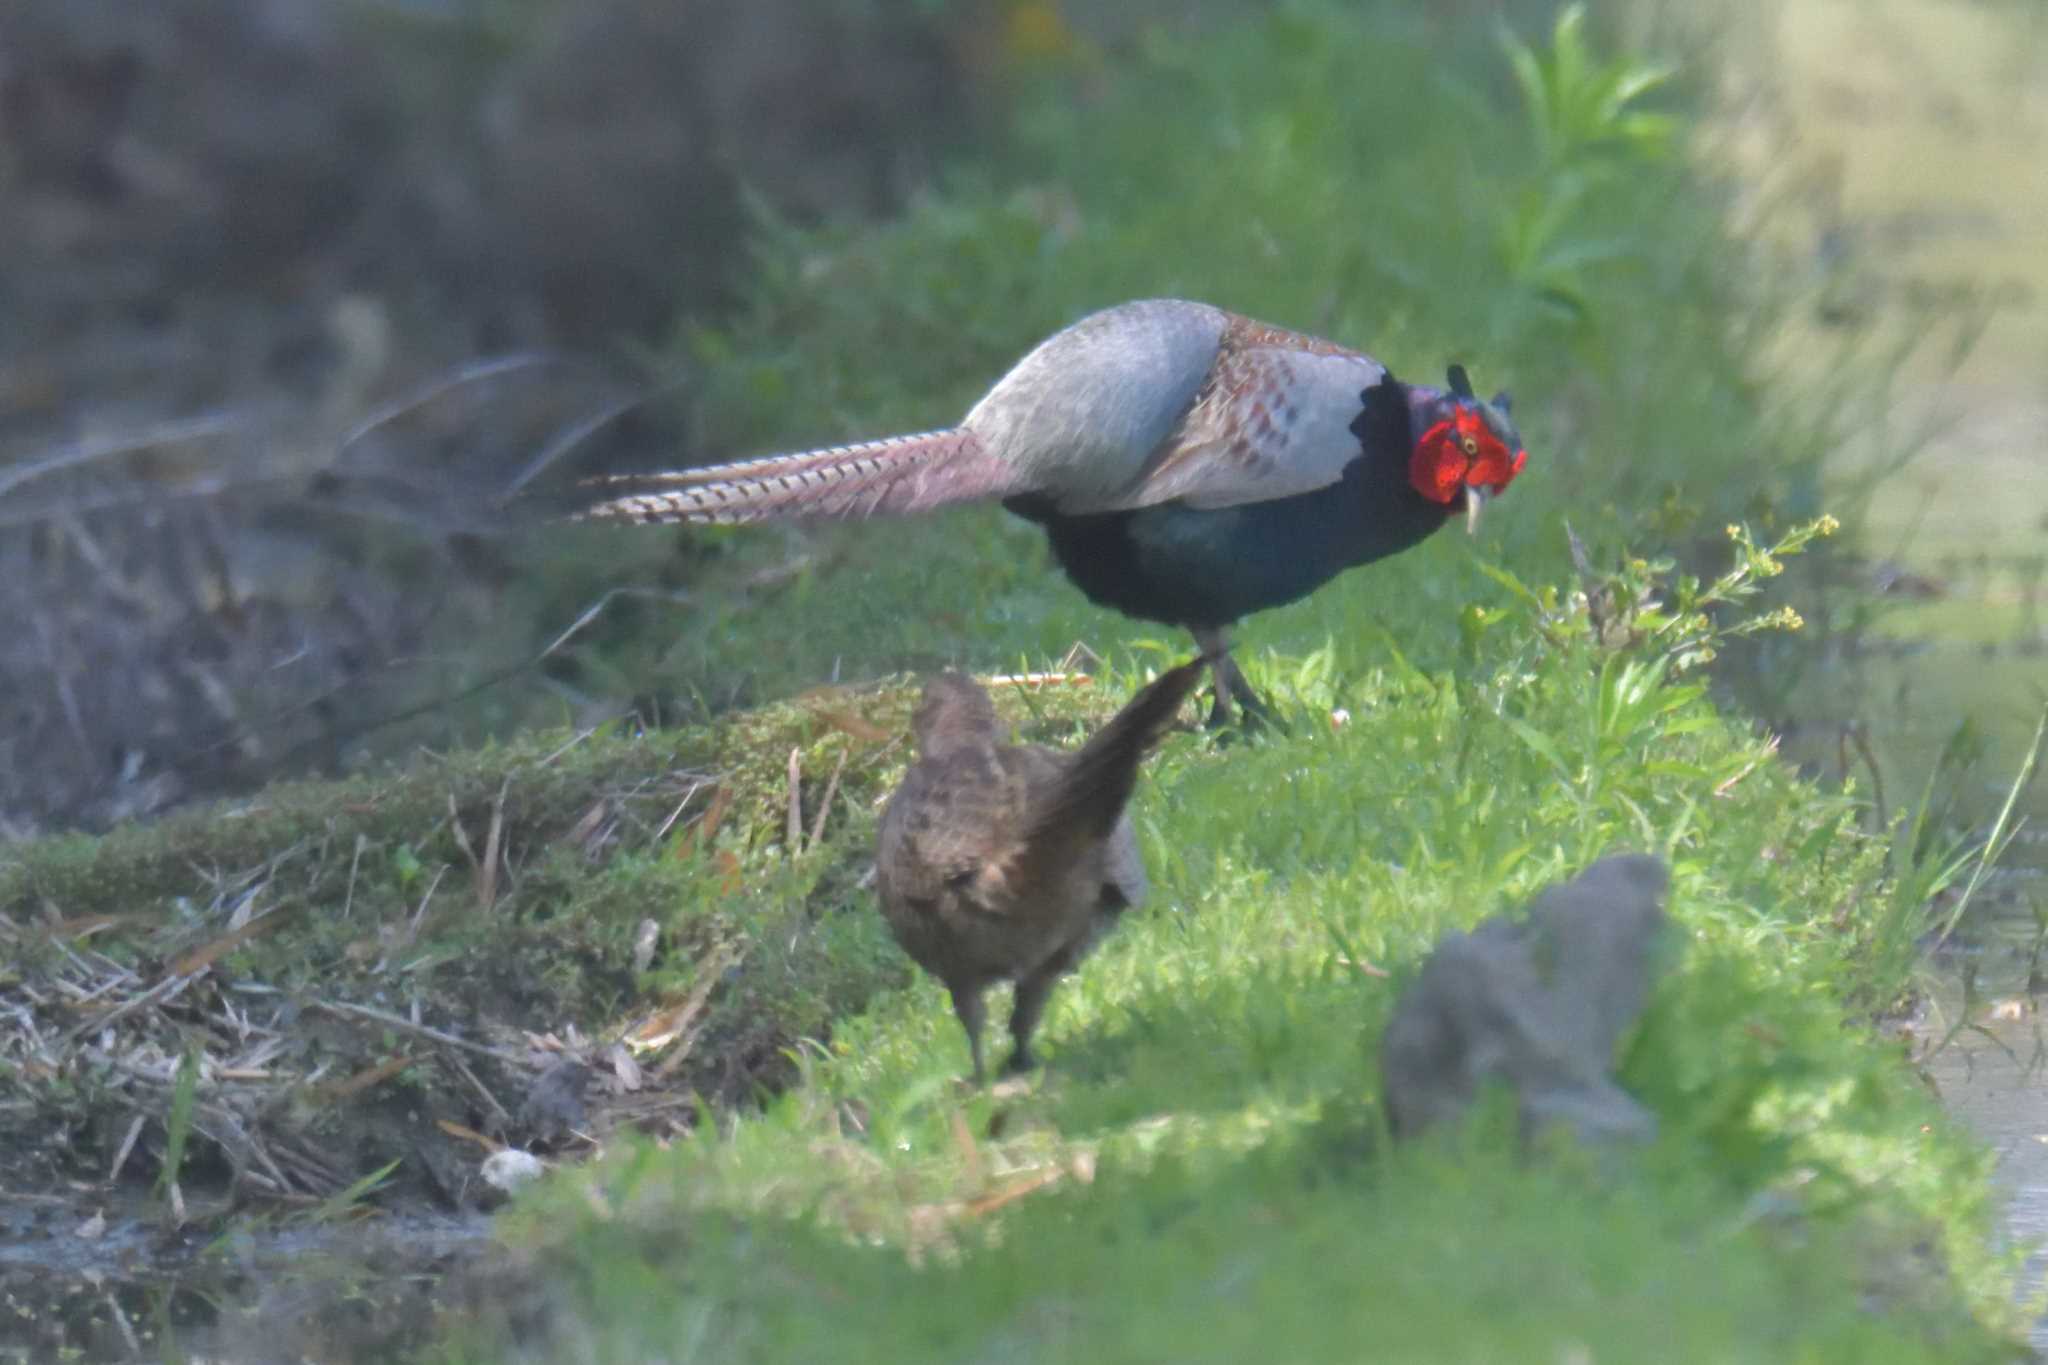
[950,985,989,1086]
[1191,626,1273,730]
[1004,969,1060,1076]
[1218,652,1277,728]
[1005,935,1092,1076]
[1191,626,1237,728]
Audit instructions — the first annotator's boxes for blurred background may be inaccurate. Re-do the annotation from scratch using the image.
[1,0,2041,856]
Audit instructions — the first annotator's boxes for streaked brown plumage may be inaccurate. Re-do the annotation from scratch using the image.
[875,656,1206,1083]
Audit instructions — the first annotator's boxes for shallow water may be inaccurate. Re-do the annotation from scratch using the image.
[0,1195,490,1363]
[1917,947,2048,1351]
[1706,0,2048,1342]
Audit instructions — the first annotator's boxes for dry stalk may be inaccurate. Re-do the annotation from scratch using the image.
[480,778,508,912]
[311,998,525,1066]
[786,747,803,853]
[441,1050,514,1123]
[808,746,850,852]
[651,778,709,845]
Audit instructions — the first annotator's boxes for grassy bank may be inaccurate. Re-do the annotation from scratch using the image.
[1,2,2030,1360]
[434,517,2022,1361]
[441,3,2018,1357]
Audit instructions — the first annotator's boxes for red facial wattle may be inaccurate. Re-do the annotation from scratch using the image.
[1409,407,1527,506]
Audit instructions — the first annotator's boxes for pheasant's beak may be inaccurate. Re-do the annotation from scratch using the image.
[1464,484,1489,535]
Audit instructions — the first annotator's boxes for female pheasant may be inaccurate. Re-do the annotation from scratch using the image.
[577,299,1529,724]
[876,656,1206,1084]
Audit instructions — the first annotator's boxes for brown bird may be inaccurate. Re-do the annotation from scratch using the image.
[875,656,1207,1083]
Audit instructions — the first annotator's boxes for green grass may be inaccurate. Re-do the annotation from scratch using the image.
[480,1153,1994,1363]
[433,528,2021,1360]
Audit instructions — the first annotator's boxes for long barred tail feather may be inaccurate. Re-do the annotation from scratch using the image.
[570,428,1017,526]
[575,431,959,490]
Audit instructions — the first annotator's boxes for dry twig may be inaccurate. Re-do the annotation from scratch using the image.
[809,747,849,852]
[480,779,508,913]
[786,747,803,853]
[311,998,525,1065]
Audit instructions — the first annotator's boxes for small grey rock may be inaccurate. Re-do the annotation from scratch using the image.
[480,1148,547,1196]
[1380,854,1671,1146]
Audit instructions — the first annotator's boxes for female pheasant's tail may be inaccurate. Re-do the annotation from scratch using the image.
[570,428,1018,526]
[1021,656,1207,854]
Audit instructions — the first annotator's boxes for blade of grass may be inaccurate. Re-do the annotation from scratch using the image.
[155,1043,202,1211]
[1932,702,2048,949]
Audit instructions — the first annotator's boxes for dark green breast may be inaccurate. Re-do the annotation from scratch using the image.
[1007,448,1452,630]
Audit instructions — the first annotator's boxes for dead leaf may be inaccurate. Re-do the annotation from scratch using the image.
[605,1042,643,1093]
[436,1119,505,1153]
[988,671,1093,690]
[36,914,144,942]
[676,784,731,859]
[168,903,297,978]
[815,707,892,745]
[314,1054,414,1105]
[566,798,610,852]
[962,1168,1064,1218]
[948,1109,983,1188]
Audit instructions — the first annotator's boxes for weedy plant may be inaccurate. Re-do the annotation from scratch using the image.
[1478,515,1837,675]
[1492,3,1676,332]
[1503,4,1676,172]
